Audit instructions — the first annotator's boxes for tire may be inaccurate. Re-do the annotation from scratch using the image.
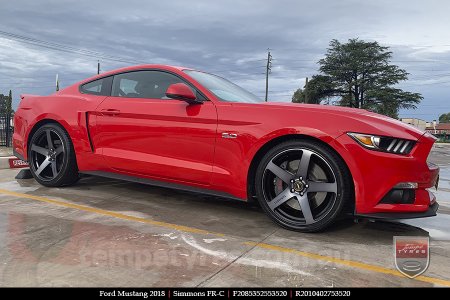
[28,123,79,187]
[255,139,353,232]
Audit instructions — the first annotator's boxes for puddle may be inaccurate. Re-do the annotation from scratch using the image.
[402,213,450,240]
[0,181,39,193]
[397,163,450,240]
[203,238,227,244]
[439,166,450,180]
[0,213,6,247]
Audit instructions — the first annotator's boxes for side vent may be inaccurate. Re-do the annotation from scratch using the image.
[85,112,94,152]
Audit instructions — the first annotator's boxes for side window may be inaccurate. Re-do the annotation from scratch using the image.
[111,70,190,99]
[80,77,112,96]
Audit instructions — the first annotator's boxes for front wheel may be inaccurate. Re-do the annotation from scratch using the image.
[28,123,79,187]
[255,140,353,232]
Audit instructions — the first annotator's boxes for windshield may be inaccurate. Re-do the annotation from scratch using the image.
[184,70,263,103]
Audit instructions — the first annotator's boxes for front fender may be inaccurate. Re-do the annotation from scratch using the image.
[245,127,337,164]
[211,124,339,200]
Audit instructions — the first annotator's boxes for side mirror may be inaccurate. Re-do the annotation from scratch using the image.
[166,83,202,104]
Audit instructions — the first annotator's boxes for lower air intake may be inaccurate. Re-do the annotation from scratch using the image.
[380,189,416,204]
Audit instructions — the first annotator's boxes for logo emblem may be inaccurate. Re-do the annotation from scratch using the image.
[394,236,429,278]
[221,132,238,139]
[8,158,29,169]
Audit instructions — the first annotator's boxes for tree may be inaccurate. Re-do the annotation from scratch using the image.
[292,75,336,104]
[6,90,12,115]
[0,94,7,115]
[439,112,450,123]
[0,90,13,116]
[292,88,305,103]
[292,38,422,118]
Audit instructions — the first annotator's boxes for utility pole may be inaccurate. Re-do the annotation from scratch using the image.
[265,49,272,102]
[304,77,309,103]
[97,60,101,75]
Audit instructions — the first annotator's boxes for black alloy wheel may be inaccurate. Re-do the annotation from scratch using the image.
[28,123,79,187]
[255,140,353,232]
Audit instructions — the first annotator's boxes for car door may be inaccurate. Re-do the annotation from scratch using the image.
[94,70,218,185]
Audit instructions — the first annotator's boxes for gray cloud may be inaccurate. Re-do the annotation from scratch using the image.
[0,0,449,120]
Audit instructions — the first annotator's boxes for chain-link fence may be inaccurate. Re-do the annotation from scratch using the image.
[0,114,13,147]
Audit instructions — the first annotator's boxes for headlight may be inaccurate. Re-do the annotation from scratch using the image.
[347,132,415,155]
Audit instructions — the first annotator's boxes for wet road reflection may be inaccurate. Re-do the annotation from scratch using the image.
[0,212,234,286]
[401,164,450,240]
[0,155,448,287]
[403,214,450,240]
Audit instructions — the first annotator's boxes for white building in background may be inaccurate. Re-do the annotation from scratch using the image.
[400,118,427,131]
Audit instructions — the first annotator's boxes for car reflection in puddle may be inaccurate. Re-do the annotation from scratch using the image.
[0,212,228,286]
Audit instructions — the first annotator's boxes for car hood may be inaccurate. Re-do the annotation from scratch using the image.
[233,102,426,140]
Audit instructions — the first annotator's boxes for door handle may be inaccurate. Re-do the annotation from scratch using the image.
[101,109,121,116]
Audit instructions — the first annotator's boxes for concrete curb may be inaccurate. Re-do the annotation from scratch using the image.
[0,156,29,169]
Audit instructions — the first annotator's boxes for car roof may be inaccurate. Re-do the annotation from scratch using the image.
[79,64,195,84]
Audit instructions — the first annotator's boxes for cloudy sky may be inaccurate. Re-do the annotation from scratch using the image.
[0,0,449,120]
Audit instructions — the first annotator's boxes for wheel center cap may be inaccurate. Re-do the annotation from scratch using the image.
[293,181,304,192]
[291,177,308,194]
[48,149,56,160]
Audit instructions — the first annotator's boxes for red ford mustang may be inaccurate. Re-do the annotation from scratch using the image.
[13,65,439,232]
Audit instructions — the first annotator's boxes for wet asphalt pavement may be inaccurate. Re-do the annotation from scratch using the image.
[0,144,449,287]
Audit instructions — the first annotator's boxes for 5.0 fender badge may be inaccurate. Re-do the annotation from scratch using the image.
[222,132,238,139]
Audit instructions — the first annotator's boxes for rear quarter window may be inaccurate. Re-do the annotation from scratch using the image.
[80,77,112,96]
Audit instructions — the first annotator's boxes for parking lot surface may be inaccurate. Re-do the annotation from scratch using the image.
[0,144,449,287]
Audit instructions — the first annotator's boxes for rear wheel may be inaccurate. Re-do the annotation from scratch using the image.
[255,139,352,232]
[28,123,79,187]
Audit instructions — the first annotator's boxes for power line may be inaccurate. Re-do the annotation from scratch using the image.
[265,44,450,52]
[0,30,145,63]
[0,30,277,71]
[0,85,55,88]
[0,30,114,56]
[180,59,269,70]
[0,30,148,65]
[205,65,266,73]
[402,81,450,86]
[225,73,266,79]
[0,74,92,81]
[274,58,450,64]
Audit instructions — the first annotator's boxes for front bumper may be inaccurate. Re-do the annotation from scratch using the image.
[356,202,438,220]
[332,131,439,218]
